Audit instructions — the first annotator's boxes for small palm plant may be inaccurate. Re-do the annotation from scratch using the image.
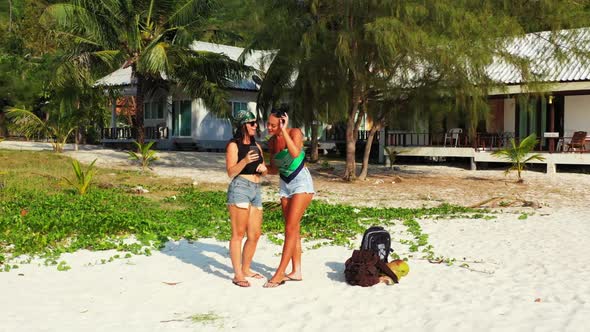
[64,159,97,195]
[492,134,545,182]
[128,141,158,172]
[384,147,408,170]
[6,107,76,153]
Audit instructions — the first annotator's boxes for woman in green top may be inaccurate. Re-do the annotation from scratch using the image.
[263,109,315,288]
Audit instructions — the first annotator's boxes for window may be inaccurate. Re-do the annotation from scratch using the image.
[229,101,248,117]
[172,100,192,136]
[144,100,165,120]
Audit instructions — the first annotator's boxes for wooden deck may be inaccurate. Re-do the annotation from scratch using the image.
[384,146,590,174]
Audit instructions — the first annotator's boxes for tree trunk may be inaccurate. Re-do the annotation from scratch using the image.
[74,128,79,151]
[8,0,12,33]
[310,120,319,163]
[343,76,362,181]
[358,120,382,181]
[343,110,358,181]
[0,111,7,137]
[134,68,145,144]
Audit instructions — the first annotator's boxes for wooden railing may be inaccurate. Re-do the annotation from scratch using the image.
[101,126,169,140]
[383,131,589,153]
[325,129,379,142]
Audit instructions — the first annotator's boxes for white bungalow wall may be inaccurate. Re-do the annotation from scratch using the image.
[564,95,590,137]
[192,90,259,149]
[142,89,258,150]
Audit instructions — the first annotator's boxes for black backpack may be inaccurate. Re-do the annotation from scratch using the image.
[360,226,393,263]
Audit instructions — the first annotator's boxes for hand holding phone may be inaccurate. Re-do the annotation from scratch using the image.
[248,146,260,162]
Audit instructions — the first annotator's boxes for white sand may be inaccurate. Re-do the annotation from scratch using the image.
[1,141,590,331]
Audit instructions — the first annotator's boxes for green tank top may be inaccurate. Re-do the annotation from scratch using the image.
[274,149,305,181]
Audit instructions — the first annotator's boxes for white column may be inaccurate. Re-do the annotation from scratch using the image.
[193,98,208,139]
[166,96,173,139]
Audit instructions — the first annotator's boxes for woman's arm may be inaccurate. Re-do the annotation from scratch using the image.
[255,142,268,175]
[266,136,279,175]
[226,142,257,178]
[280,114,304,158]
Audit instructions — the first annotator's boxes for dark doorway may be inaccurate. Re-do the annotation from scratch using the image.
[515,95,564,150]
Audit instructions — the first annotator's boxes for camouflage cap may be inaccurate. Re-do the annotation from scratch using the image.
[234,110,256,126]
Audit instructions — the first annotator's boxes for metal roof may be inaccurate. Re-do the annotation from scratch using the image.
[487,28,590,84]
[95,41,273,90]
[94,66,134,87]
[97,30,590,90]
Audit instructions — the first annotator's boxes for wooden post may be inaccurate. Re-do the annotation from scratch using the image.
[378,128,385,164]
[549,96,555,153]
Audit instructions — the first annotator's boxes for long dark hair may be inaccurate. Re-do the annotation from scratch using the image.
[228,123,257,147]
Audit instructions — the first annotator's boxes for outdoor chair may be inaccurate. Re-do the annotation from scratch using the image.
[566,131,588,152]
[444,128,462,147]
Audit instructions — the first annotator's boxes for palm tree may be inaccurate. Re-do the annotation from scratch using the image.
[244,0,347,163]
[44,0,250,142]
[492,134,545,182]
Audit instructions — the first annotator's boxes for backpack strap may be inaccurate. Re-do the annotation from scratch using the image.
[376,259,399,283]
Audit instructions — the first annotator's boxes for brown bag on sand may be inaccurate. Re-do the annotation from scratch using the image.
[344,249,399,287]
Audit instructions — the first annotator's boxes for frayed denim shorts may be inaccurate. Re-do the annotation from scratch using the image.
[279,167,315,199]
[227,176,263,208]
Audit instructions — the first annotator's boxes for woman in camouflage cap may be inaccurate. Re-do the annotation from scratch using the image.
[225,109,268,287]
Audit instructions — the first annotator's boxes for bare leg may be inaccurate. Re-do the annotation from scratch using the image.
[267,193,313,284]
[281,198,302,280]
[228,205,250,286]
[242,206,263,277]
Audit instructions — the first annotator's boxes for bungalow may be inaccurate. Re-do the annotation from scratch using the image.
[383,28,590,173]
[96,41,273,150]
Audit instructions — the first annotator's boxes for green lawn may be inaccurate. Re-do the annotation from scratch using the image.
[0,149,476,271]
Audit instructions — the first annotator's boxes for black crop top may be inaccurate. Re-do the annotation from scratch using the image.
[235,140,262,175]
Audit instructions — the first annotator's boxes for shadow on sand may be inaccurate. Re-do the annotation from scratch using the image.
[325,261,346,283]
[161,239,275,280]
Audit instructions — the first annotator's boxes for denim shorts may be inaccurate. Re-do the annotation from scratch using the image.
[279,167,315,199]
[227,176,263,208]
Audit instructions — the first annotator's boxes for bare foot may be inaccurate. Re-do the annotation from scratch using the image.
[285,272,302,281]
[263,279,286,288]
[244,272,265,279]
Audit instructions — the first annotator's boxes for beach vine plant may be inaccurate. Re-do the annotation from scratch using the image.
[491,133,545,183]
[0,150,494,271]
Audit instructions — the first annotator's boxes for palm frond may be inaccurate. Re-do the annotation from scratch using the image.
[6,108,47,138]
[167,0,217,27]
[43,3,112,48]
[138,42,171,75]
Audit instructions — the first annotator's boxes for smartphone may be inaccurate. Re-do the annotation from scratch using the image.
[249,145,260,160]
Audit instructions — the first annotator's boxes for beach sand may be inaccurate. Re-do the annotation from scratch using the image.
[1,141,589,331]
